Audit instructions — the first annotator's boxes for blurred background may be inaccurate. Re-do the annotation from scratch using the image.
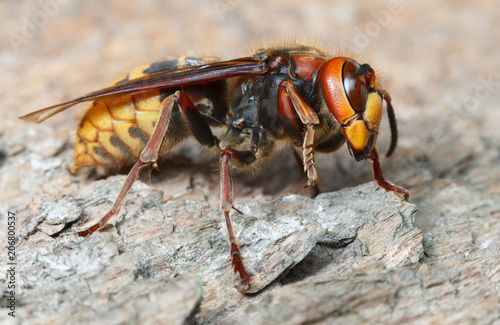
[1,0,499,228]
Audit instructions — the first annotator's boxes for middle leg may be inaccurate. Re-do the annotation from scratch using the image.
[219,147,257,290]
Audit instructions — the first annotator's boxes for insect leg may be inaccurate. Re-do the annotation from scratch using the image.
[78,93,179,237]
[278,80,320,186]
[367,146,409,201]
[220,148,256,290]
[177,93,254,289]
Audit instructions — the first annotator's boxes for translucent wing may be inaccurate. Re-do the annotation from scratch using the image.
[21,57,270,123]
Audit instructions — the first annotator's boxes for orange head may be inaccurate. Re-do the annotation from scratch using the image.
[319,57,397,161]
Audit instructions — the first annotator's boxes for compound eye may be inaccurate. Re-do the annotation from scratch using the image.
[342,61,368,113]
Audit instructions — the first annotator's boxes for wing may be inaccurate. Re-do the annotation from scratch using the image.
[20,56,273,123]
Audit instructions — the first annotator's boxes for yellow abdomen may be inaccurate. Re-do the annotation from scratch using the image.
[72,91,163,172]
[71,56,222,172]
[72,63,166,172]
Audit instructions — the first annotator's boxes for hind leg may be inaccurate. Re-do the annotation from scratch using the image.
[78,91,218,236]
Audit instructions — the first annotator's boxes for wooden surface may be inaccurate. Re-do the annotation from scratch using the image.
[1,1,499,324]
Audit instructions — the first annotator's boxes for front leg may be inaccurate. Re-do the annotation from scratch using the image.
[367,146,409,201]
[278,79,320,186]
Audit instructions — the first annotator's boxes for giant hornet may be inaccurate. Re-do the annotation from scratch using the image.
[21,44,409,290]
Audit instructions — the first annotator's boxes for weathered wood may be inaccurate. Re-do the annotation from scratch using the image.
[222,181,500,324]
[222,246,500,325]
[0,177,422,324]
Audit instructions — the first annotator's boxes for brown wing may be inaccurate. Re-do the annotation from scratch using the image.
[20,56,272,123]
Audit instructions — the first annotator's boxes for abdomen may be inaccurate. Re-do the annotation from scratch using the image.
[72,56,223,172]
